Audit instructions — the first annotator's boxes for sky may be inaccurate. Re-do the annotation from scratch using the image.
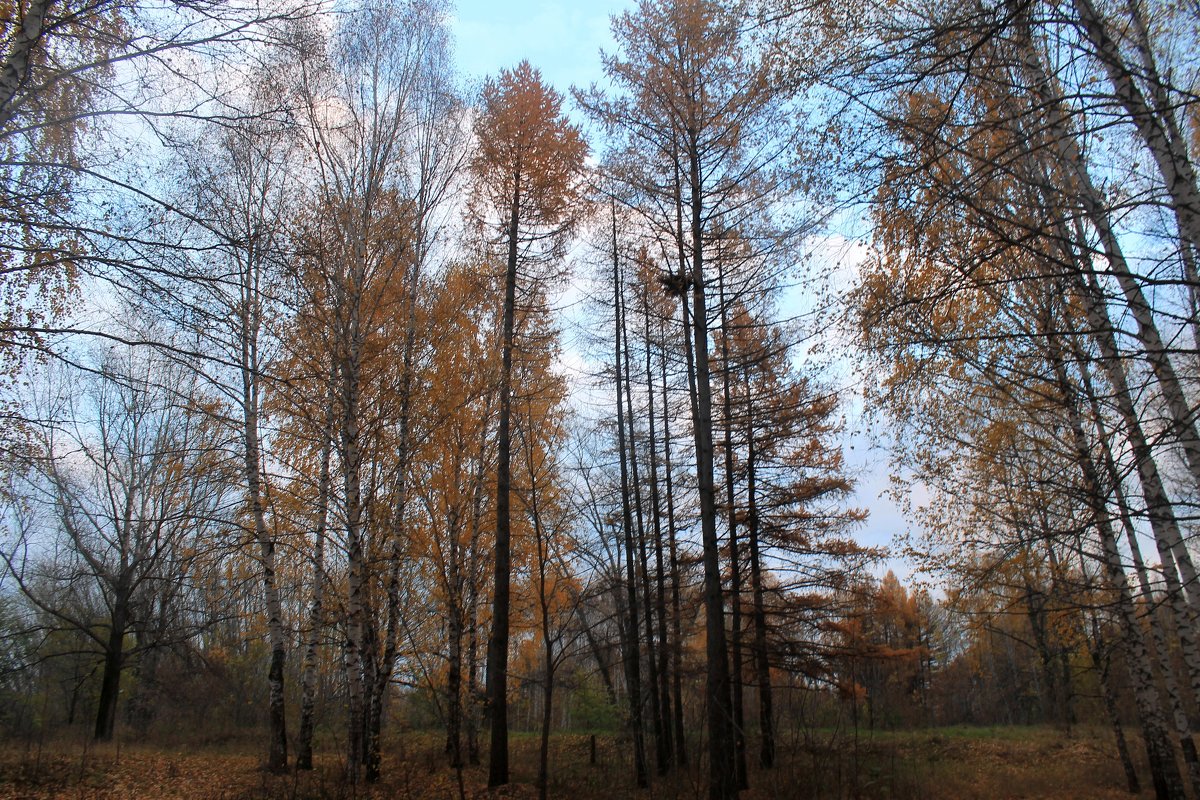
[450,0,633,96]
[448,0,915,580]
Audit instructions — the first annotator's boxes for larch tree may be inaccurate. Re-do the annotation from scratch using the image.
[577,1,805,794]
[409,259,500,771]
[467,59,586,788]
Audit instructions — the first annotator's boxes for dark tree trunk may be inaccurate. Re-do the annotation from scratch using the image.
[446,570,465,767]
[716,267,747,790]
[94,604,127,741]
[486,176,521,789]
[660,310,688,767]
[621,273,665,776]
[686,136,737,800]
[612,205,649,789]
[538,655,553,800]
[643,287,674,771]
[743,388,774,768]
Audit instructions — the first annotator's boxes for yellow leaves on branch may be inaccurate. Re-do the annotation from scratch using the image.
[470,61,588,245]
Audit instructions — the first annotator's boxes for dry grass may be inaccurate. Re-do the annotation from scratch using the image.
[0,726,1148,799]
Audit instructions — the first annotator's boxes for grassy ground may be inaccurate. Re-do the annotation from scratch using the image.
[0,726,1145,799]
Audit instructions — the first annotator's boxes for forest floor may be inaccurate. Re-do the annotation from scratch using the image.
[0,725,1146,799]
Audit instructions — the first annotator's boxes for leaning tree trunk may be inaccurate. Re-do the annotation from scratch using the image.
[1056,250,1200,710]
[1070,0,1200,262]
[1082,367,1200,798]
[1007,0,1200,500]
[1050,339,1186,800]
[1011,32,1200,745]
[340,339,368,783]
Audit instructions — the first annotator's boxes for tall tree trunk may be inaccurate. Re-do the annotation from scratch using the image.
[1018,54,1200,728]
[1058,251,1200,709]
[660,322,688,767]
[643,287,675,771]
[297,409,333,771]
[717,266,748,790]
[686,133,738,800]
[1081,359,1200,797]
[340,338,367,783]
[365,249,424,783]
[1050,338,1186,800]
[486,175,521,789]
[743,377,773,768]
[612,205,649,789]
[240,284,288,772]
[621,272,665,776]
